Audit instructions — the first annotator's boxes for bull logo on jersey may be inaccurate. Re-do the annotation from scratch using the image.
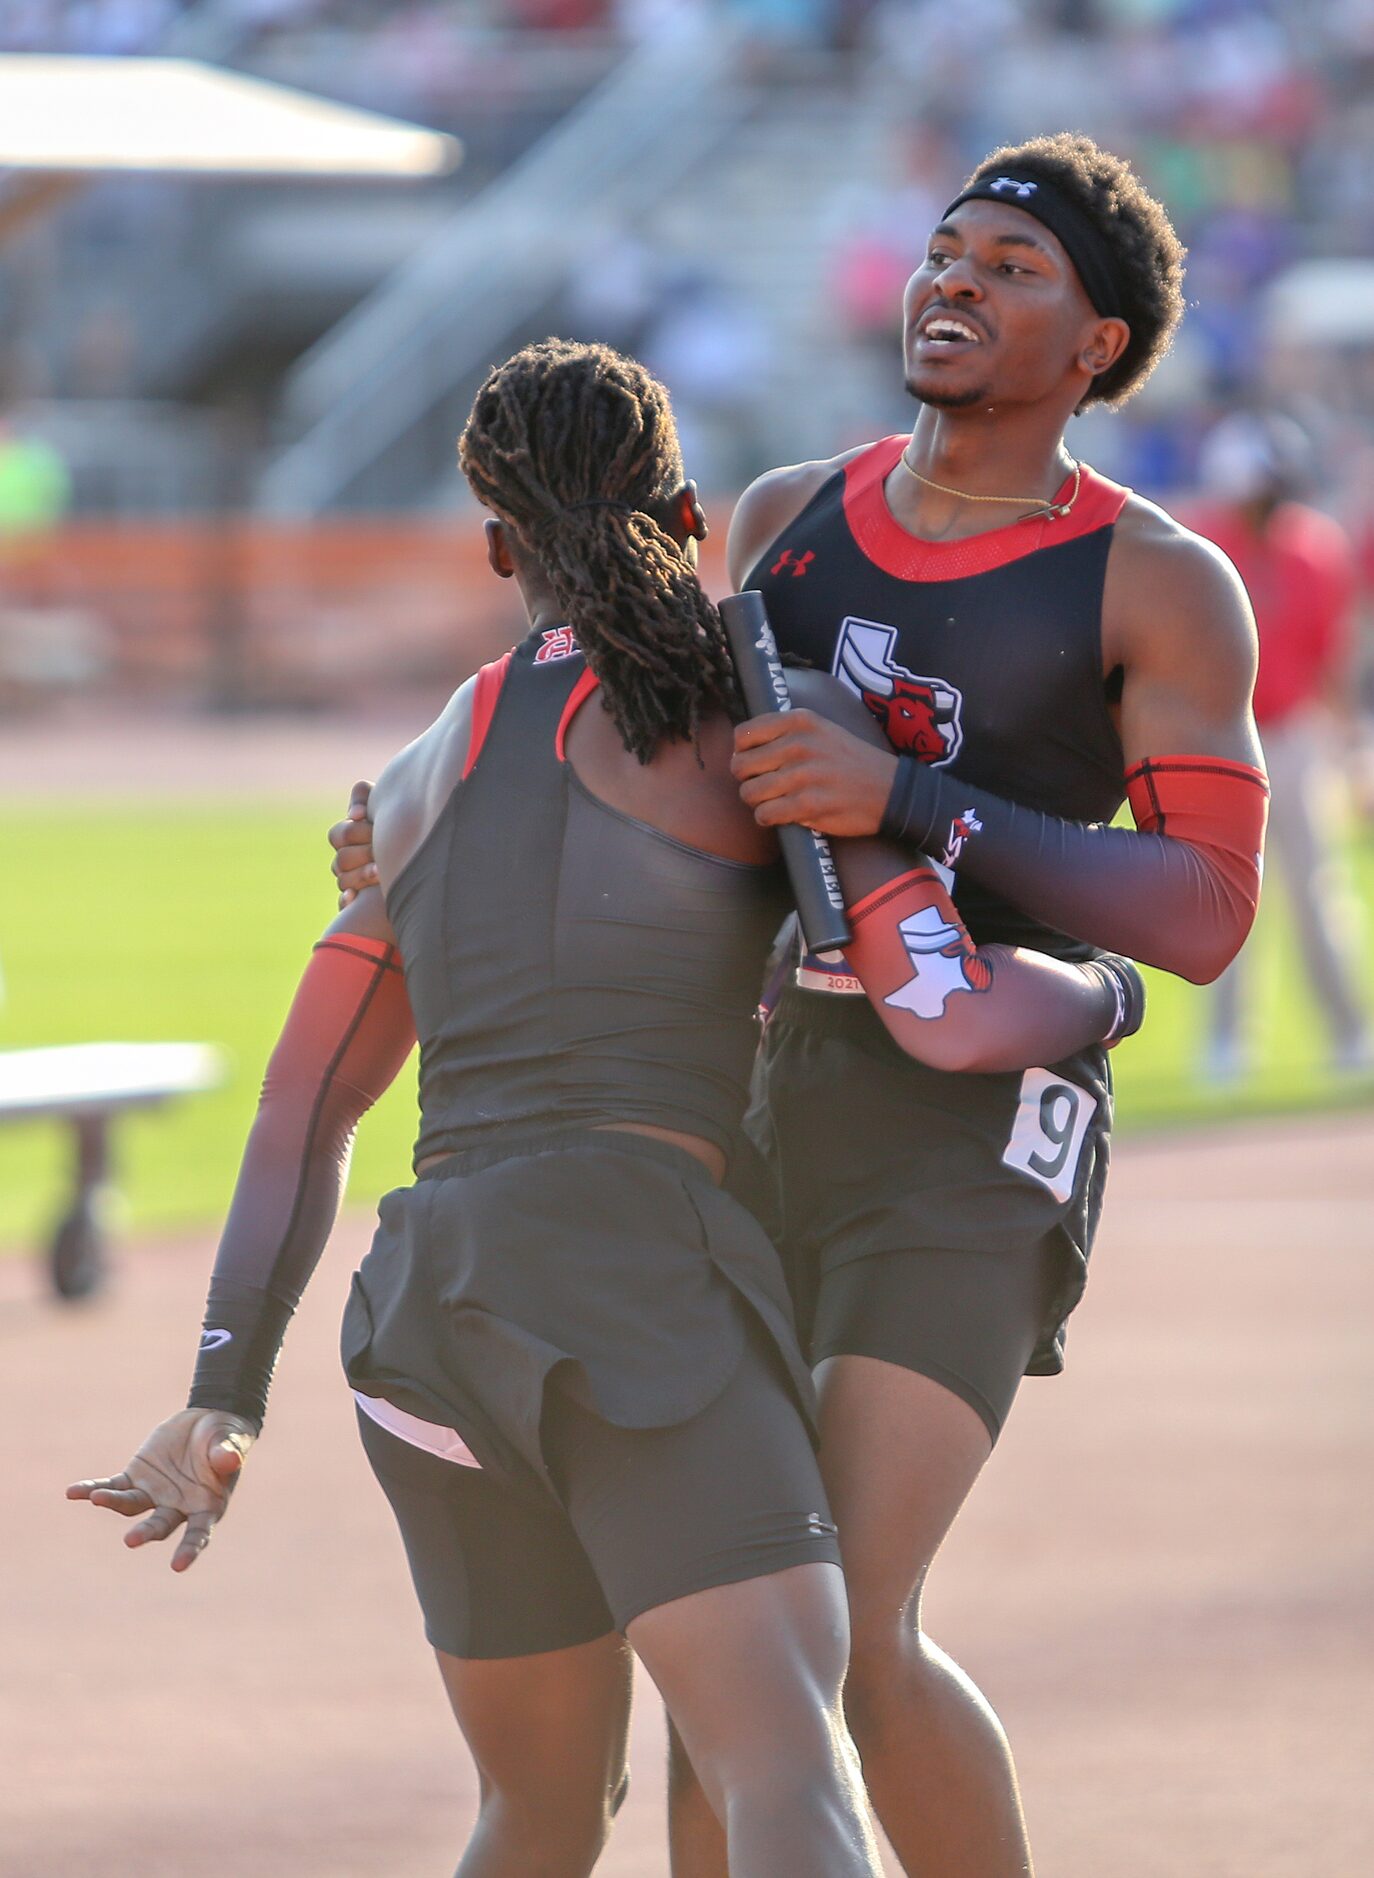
[833,617,963,766]
[883,906,991,1020]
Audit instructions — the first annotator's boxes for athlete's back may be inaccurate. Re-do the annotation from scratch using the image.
[370,625,788,1170]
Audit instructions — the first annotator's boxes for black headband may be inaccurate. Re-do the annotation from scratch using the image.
[943,175,1125,319]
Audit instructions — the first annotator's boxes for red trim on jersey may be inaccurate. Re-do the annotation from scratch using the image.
[462,652,514,781]
[555,667,602,762]
[841,435,1130,583]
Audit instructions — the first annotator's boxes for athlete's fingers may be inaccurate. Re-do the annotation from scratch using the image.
[332,846,377,880]
[83,1485,159,1518]
[329,818,371,854]
[67,1471,138,1503]
[737,770,804,809]
[731,746,784,782]
[125,1504,187,1548]
[171,1515,217,1572]
[337,888,355,910]
[333,818,374,851]
[732,712,792,754]
[332,863,379,897]
[753,797,810,828]
[732,731,818,782]
[209,1433,250,1481]
[67,1470,126,1498]
[348,780,373,818]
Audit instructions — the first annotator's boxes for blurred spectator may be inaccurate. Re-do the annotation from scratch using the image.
[726,0,839,55]
[829,124,950,356]
[642,268,770,487]
[1190,412,1371,1079]
[563,229,661,357]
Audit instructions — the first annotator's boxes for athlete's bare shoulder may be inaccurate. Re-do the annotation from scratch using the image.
[1105,490,1256,677]
[370,674,478,889]
[726,444,873,590]
[1104,491,1260,761]
[568,700,775,866]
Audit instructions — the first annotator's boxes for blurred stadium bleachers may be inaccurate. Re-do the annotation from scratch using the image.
[0,0,1372,706]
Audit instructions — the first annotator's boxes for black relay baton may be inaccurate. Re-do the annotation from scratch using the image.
[719,590,852,955]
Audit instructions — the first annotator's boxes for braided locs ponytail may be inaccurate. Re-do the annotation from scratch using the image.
[459,338,741,763]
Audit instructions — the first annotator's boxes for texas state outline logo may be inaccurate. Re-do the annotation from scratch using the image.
[832,616,963,767]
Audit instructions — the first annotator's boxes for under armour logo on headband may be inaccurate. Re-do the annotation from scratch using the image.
[989,177,1038,198]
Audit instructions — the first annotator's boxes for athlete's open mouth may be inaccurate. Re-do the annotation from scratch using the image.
[916,315,983,349]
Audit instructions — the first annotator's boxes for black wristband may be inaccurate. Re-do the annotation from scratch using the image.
[879,754,946,851]
[188,1281,296,1431]
[1084,952,1147,1046]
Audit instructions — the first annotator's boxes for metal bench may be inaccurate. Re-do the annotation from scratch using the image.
[0,1042,225,1298]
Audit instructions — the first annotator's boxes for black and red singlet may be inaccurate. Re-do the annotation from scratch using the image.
[387,624,790,1167]
[748,435,1129,960]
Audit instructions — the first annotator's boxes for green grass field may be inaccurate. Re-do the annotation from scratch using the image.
[4,798,1372,1252]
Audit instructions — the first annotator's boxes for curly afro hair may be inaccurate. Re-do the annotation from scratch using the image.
[962,132,1186,408]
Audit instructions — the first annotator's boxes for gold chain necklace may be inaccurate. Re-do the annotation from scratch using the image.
[898,449,1081,521]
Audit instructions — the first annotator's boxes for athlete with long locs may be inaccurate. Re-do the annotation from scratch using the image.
[333,139,1270,1877]
[70,342,1144,1878]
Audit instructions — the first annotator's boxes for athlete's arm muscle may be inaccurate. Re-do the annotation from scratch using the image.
[190,679,479,1424]
[201,656,485,1415]
[1108,504,1263,772]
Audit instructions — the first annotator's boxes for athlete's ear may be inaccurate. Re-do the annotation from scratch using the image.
[1081,316,1130,381]
[679,479,708,542]
[484,517,516,579]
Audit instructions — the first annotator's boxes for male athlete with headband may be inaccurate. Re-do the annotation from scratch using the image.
[333,138,1267,1875]
[711,133,1266,1877]
[71,342,1142,1878]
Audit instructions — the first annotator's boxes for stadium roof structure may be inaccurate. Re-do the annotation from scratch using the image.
[0,55,460,180]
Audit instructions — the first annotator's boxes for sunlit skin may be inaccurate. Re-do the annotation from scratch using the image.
[896,197,1129,532]
[323,187,1265,1878]
[699,189,1263,1878]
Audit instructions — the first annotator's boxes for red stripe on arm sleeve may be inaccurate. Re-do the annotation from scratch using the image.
[1124,755,1269,958]
[188,937,417,1428]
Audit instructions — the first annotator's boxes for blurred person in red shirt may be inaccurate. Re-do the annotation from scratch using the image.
[1191,412,1370,1077]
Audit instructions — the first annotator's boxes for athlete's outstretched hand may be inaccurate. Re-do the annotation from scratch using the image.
[329,779,378,907]
[67,1408,257,1572]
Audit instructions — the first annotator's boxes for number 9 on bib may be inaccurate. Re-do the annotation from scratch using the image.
[1002,1069,1097,1203]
